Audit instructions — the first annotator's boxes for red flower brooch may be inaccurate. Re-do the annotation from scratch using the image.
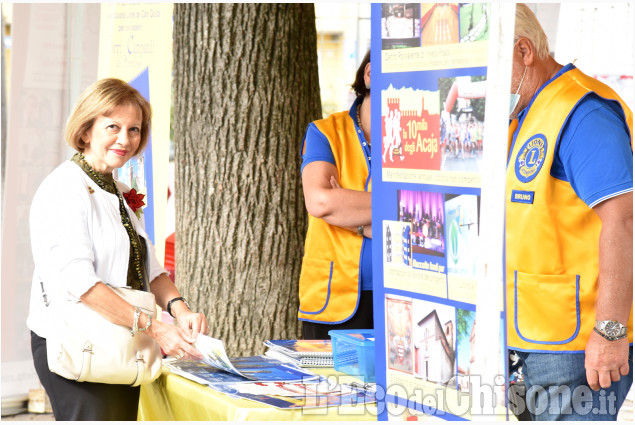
[123,188,146,219]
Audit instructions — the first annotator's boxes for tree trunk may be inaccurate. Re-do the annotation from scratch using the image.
[173,4,322,356]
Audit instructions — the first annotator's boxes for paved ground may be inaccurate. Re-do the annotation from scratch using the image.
[1,412,54,421]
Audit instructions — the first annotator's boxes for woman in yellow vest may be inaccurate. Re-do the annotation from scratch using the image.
[507,4,632,421]
[298,51,373,339]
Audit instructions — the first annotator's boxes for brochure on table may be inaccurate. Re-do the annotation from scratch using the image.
[371,3,511,421]
[164,355,317,385]
[208,377,376,410]
[173,335,318,382]
[165,335,373,410]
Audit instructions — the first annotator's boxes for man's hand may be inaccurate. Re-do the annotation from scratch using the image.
[584,330,630,390]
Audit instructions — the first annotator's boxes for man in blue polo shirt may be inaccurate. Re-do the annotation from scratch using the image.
[506,4,633,421]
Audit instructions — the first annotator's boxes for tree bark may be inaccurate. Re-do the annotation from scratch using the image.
[173,4,322,356]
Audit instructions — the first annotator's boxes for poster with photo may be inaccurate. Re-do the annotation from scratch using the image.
[386,296,414,374]
[382,3,422,50]
[381,3,490,73]
[459,3,490,43]
[381,71,487,188]
[114,153,148,198]
[381,85,440,172]
[383,295,491,420]
[383,219,447,297]
[420,3,459,46]
[98,4,175,247]
[372,2,510,421]
[113,69,155,239]
[445,193,480,304]
[398,190,445,260]
[411,299,455,388]
[455,308,476,393]
[445,194,479,276]
[439,75,486,174]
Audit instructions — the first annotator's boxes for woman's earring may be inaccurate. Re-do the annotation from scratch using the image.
[365,83,370,90]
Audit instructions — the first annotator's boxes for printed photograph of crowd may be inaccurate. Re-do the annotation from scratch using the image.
[438,75,486,173]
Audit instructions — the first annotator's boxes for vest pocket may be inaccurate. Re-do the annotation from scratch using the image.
[298,257,333,314]
[514,271,580,344]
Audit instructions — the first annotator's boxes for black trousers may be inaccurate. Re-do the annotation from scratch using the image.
[31,331,140,421]
[302,290,374,339]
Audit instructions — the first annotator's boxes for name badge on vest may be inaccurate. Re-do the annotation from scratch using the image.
[511,190,535,204]
[515,134,547,183]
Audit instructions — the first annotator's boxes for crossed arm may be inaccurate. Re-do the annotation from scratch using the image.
[302,161,372,238]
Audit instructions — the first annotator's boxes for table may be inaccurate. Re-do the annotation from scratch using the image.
[138,367,377,421]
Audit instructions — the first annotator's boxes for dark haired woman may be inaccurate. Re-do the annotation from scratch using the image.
[298,51,373,339]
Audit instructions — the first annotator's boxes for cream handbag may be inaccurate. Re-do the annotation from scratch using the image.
[45,284,163,387]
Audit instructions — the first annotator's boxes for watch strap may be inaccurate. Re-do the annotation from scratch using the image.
[594,320,628,341]
[167,297,190,318]
[593,326,627,341]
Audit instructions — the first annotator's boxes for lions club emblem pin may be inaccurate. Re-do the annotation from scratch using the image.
[515,134,547,183]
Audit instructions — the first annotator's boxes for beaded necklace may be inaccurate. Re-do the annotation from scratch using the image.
[357,102,372,167]
[72,152,146,290]
[356,103,370,148]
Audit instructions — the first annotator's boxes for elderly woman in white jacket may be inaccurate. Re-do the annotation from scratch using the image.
[27,78,210,421]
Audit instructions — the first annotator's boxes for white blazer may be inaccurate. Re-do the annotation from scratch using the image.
[27,160,167,338]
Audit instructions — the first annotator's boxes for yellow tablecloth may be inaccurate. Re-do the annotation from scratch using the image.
[138,367,377,421]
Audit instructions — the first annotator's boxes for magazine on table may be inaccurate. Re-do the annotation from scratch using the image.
[164,355,319,385]
[207,376,376,410]
[193,334,248,378]
[164,360,251,385]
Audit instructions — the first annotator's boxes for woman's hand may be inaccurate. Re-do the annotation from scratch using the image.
[329,175,372,238]
[146,319,203,361]
[148,273,211,346]
[175,311,209,340]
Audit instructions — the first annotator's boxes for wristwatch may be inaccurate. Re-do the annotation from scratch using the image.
[357,225,364,236]
[167,297,190,318]
[594,320,628,341]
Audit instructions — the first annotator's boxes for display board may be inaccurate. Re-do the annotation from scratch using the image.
[370,3,515,420]
[98,3,173,260]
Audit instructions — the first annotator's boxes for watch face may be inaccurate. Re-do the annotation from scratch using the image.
[604,321,621,337]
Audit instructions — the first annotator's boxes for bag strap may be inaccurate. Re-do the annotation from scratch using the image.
[132,351,146,387]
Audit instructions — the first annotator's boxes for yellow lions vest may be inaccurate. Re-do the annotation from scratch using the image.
[298,110,371,323]
[506,67,633,351]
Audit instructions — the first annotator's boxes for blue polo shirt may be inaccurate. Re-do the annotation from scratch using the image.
[516,64,633,208]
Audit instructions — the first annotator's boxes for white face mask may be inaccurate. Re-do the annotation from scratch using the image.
[510,66,528,116]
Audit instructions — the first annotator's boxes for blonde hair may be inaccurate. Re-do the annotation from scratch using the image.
[515,4,550,60]
[65,78,152,156]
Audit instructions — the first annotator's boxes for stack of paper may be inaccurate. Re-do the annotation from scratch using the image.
[165,334,317,384]
[207,376,376,410]
[163,335,375,410]
[263,339,334,368]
